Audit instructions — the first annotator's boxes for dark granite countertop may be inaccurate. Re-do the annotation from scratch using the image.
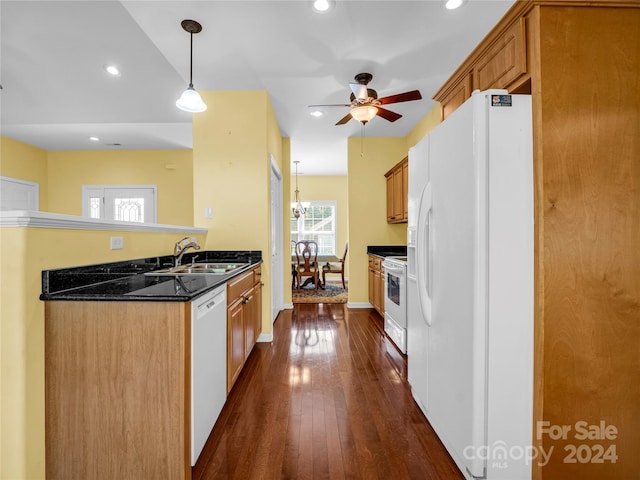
[40,250,262,302]
[366,245,407,259]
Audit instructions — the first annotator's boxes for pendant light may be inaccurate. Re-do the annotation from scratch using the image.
[176,19,207,113]
[292,161,306,218]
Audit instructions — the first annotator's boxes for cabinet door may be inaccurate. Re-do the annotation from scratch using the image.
[252,282,262,346]
[227,300,245,393]
[473,18,527,92]
[386,174,394,222]
[373,269,381,313]
[402,160,409,221]
[243,283,261,357]
[392,168,403,221]
[438,74,472,120]
[368,267,375,306]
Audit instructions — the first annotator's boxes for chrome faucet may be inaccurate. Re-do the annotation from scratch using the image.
[174,237,201,266]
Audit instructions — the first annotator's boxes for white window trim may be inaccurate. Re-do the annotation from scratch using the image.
[82,185,157,224]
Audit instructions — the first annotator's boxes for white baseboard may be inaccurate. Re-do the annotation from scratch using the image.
[347,302,373,309]
[257,332,273,343]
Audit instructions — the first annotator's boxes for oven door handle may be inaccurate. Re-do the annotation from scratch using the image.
[382,263,405,274]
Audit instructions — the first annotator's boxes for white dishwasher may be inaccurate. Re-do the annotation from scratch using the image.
[191,284,227,465]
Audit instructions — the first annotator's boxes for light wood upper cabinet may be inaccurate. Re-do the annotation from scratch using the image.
[385,157,408,224]
[473,18,527,92]
[438,73,472,121]
[402,161,409,220]
[433,5,531,119]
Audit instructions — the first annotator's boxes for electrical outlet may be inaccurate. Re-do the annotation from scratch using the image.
[110,236,124,250]
[205,207,213,219]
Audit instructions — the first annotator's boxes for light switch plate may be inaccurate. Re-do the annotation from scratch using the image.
[110,236,124,250]
[205,207,213,219]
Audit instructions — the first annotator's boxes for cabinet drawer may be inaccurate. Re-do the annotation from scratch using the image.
[227,269,254,302]
[473,18,527,91]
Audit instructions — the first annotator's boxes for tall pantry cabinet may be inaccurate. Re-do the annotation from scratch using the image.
[433,2,639,479]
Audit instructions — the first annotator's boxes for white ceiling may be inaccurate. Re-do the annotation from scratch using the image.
[0,0,515,176]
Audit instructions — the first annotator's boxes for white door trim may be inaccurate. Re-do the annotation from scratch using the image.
[269,155,284,324]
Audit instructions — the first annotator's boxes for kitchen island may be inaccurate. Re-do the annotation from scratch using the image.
[41,251,262,480]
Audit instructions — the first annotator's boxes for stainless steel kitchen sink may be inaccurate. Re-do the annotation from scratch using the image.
[148,262,249,276]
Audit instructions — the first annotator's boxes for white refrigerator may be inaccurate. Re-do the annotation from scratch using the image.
[407,90,534,480]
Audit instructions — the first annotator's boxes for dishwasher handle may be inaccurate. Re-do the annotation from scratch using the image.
[196,286,226,319]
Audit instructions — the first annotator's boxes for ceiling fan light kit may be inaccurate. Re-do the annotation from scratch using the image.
[176,19,207,113]
[351,105,378,124]
[310,72,422,126]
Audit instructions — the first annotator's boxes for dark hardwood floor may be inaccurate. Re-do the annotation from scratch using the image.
[193,304,463,480]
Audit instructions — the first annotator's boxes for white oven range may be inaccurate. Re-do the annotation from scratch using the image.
[381,256,408,353]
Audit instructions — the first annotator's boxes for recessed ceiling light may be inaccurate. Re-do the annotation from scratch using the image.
[445,0,464,10]
[310,110,324,117]
[311,0,334,13]
[104,64,120,76]
[89,136,100,141]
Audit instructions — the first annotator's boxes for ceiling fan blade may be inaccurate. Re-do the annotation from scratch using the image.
[378,90,422,105]
[335,113,353,125]
[349,83,368,100]
[376,107,402,122]
[308,104,352,108]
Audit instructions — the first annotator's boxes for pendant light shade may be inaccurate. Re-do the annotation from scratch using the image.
[176,19,207,113]
[176,86,207,113]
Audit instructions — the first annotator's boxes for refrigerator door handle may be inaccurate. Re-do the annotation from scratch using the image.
[416,183,433,325]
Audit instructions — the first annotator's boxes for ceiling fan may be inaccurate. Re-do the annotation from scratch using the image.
[309,73,422,125]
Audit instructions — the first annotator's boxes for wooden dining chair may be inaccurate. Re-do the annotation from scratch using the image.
[322,241,348,288]
[295,240,320,290]
[291,240,298,289]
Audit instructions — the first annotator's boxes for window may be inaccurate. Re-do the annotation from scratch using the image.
[291,201,336,255]
[82,185,157,223]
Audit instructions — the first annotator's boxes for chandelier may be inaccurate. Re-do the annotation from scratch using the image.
[292,161,306,218]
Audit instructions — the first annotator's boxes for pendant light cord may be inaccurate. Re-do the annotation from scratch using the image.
[189,31,194,88]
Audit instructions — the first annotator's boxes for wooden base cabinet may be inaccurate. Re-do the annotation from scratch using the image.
[45,301,191,480]
[368,255,384,316]
[226,265,262,393]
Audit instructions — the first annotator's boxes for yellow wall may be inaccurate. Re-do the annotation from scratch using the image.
[0,136,49,211]
[192,90,281,331]
[0,226,207,480]
[347,137,408,303]
[406,104,442,149]
[46,149,194,226]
